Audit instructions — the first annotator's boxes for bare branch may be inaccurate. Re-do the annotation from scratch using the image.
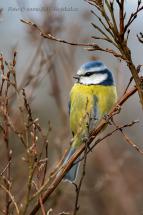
[73,141,88,215]
[0,184,20,215]
[111,119,143,155]
[20,19,98,48]
[124,1,143,34]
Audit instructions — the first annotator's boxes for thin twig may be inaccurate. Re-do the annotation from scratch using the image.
[73,141,88,215]
[20,19,98,48]
[0,184,20,215]
[111,119,143,155]
[74,120,139,164]
[0,161,11,177]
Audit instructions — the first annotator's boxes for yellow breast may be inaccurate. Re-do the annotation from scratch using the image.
[70,83,117,139]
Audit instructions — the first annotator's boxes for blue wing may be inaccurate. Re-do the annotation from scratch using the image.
[93,95,98,120]
[68,100,71,115]
[68,99,75,136]
[89,95,99,132]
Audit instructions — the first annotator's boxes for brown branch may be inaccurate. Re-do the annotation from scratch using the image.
[72,141,88,215]
[74,119,139,165]
[20,19,124,61]
[0,161,11,177]
[119,0,125,37]
[32,181,46,215]
[29,86,137,215]
[88,1,143,109]
[20,19,98,48]
[121,130,143,154]
[124,65,142,94]
[0,184,20,215]
[105,0,118,35]
[124,0,143,34]
[111,119,143,155]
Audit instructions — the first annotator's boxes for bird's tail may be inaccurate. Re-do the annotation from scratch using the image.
[62,147,80,182]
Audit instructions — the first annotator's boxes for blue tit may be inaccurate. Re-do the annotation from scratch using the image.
[63,61,117,182]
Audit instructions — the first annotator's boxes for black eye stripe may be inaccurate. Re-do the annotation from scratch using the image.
[84,71,106,76]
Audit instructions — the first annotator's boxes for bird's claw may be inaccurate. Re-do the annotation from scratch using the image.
[114,104,121,114]
[82,136,88,143]
[103,114,112,124]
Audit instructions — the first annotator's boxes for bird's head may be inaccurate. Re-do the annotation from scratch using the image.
[73,61,114,86]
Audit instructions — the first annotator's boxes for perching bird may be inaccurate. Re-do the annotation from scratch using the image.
[63,61,117,182]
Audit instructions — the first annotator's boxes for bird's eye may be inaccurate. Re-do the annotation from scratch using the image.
[85,72,91,76]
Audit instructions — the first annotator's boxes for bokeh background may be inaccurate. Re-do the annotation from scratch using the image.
[0,0,143,214]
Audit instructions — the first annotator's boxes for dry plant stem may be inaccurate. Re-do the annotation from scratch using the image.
[0,54,50,214]
[124,1,143,34]
[111,1,143,109]
[36,147,49,215]
[20,19,125,60]
[4,86,11,215]
[73,141,88,215]
[33,182,46,215]
[29,86,137,215]
[119,0,125,37]
[0,161,11,177]
[21,163,37,215]
[20,19,97,48]
[120,131,143,154]
[0,184,19,215]
[124,66,142,94]
[102,0,143,109]
[119,46,143,109]
[38,197,46,215]
[20,88,50,215]
[75,120,139,164]
[111,119,143,155]
[0,53,18,214]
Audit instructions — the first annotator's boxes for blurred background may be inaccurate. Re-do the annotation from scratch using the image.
[0,0,143,214]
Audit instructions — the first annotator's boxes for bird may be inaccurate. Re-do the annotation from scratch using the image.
[63,60,117,182]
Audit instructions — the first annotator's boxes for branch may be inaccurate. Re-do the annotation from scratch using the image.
[20,19,98,48]
[72,141,88,215]
[124,0,143,34]
[119,0,125,37]
[0,184,19,215]
[29,86,137,215]
[111,119,143,155]
[20,19,124,60]
[75,119,139,164]
[87,1,143,110]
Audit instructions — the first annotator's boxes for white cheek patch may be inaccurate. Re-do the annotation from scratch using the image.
[79,73,108,85]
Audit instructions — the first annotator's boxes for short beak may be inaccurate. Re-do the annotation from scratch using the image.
[73,75,80,80]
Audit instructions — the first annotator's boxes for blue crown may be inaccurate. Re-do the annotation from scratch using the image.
[81,61,106,72]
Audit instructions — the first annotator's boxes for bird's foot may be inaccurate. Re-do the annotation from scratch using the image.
[82,136,88,143]
[113,104,121,115]
[81,136,93,152]
[103,114,112,125]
